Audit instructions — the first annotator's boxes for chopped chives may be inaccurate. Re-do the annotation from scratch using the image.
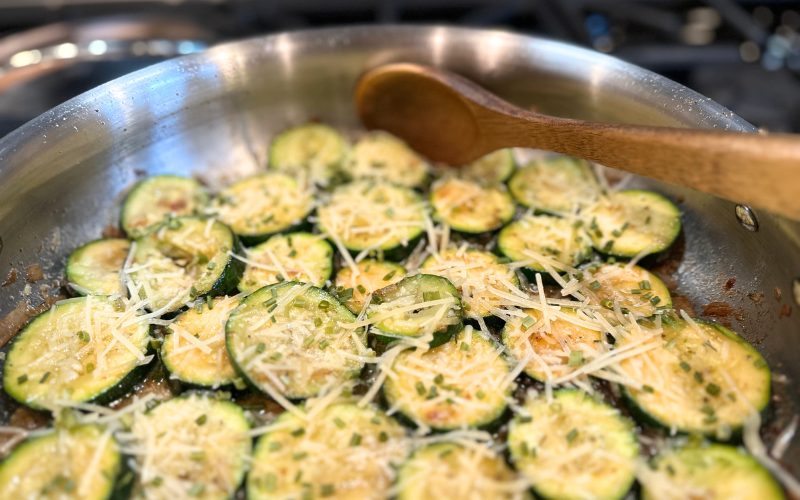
[383,270,397,281]
[40,372,50,384]
[207,262,217,270]
[76,330,91,342]
[288,249,297,258]
[679,361,691,372]
[639,280,651,290]
[357,284,367,294]
[415,381,426,396]
[379,431,389,442]
[370,417,381,424]
[189,286,198,298]
[314,318,323,328]
[206,295,214,310]
[521,315,536,329]
[630,289,641,294]
[600,299,614,309]
[427,385,438,399]
[460,342,469,352]
[86,363,95,374]
[706,383,721,397]
[293,452,308,460]
[642,292,653,300]
[568,350,584,367]
[190,450,205,461]
[566,429,579,443]
[275,274,285,282]
[268,442,281,451]
[293,298,306,308]
[664,339,676,350]
[433,374,444,385]
[650,296,661,306]
[270,352,282,361]
[349,433,362,446]
[318,340,329,350]
[694,372,704,383]
[188,483,204,497]
[263,298,277,307]
[339,288,354,301]
[195,414,207,425]
[318,300,329,310]
[303,336,315,347]
[476,390,485,399]
[589,281,602,291]
[518,415,532,424]
[256,342,266,354]
[17,374,27,384]
[422,291,441,302]
[321,484,335,497]
[642,385,654,393]
[195,302,203,314]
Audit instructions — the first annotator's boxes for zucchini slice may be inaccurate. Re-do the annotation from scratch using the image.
[209,172,314,246]
[508,390,639,500]
[421,248,519,319]
[128,395,251,500]
[501,308,602,382]
[3,296,151,410]
[383,328,511,431]
[582,263,671,317]
[226,282,369,399]
[129,217,244,313]
[430,178,515,234]
[642,444,785,500]
[618,315,770,437]
[248,403,408,500]
[508,156,601,214]
[344,131,430,187]
[583,190,681,257]
[317,180,426,261]
[121,175,210,237]
[0,425,126,500]
[497,214,592,274]
[395,442,530,500]
[269,123,348,185]
[369,274,463,348]
[333,259,407,314]
[66,238,130,296]
[161,296,240,388]
[457,148,516,184]
[238,232,333,292]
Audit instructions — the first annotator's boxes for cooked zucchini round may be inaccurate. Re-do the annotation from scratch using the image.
[618,315,771,437]
[0,425,126,500]
[508,156,600,214]
[497,214,592,274]
[457,148,516,184]
[209,172,314,246]
[238,232,333,292]
[248,403,408,500]
[642,444,785,500]
[317,181,426,261]
[501,308,602,382]
[121,175,210,237]
[161,296,240,388]
[3,296,151,410]
[269,123,348,185]
[583,190,681,257]
[395,442,530,500]
[383,328,511,431]
[508,390,639,500]
[129,217,244,313]
[421,248,519,319]
[129,395,251,500]
[333,259,407,314]
[226,282,368,399]
[583,263,672,317]
[66,238,130,296]
[430,178,515,234]
[344,131,430,187]
[369,274,463,348]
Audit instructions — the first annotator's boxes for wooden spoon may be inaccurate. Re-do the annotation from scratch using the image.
[355,63,800,221]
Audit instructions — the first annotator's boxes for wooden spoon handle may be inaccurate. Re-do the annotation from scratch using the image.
[479,108,800,219]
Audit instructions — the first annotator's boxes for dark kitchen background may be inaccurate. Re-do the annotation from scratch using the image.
[0,0,798,139]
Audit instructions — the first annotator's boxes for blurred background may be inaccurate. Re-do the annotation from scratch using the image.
[0,0,798,138]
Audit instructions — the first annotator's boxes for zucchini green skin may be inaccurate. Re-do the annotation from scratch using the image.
[620,316,770,438]
[507,156,600,214]
[429,178,516,234]
[382,329,511,432]
[643,444,785,500]
[66,238,130,296]
[507,389,639,500]
[0,425,126,500]
[3,297,153,410]
[370,274,464,348]
[269,123,348,185]
[120,174,210,237]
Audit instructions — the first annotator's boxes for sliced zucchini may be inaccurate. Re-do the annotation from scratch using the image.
[618,315,770,437]
[508,156,601,214]
[3,296,151,410]
[317,180,426,261]
[457,148,516,184]
[501,308,602,382]
[383,328,511,431]
[161,296,240,388]
[226,282,369,399]
[421,248,519,319]
[333,259,407,314]
[208,172,314,246]
[248,403,407,500]
[642,444,785,500]
[66,238,130,296]
[430,178,515,234]
[395,441,530,500]
[238,232,333,292]
[344,131,430,187]
[508,390,639,500]
[121,175,210,237]
[129,395,251,500]
[269,123,348,185]
[583,190,681,257]
[583,262,671,317]
[0,425,126,500]
[129,217,244,313]
[497,214,592,274]
[369,274,463,348]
